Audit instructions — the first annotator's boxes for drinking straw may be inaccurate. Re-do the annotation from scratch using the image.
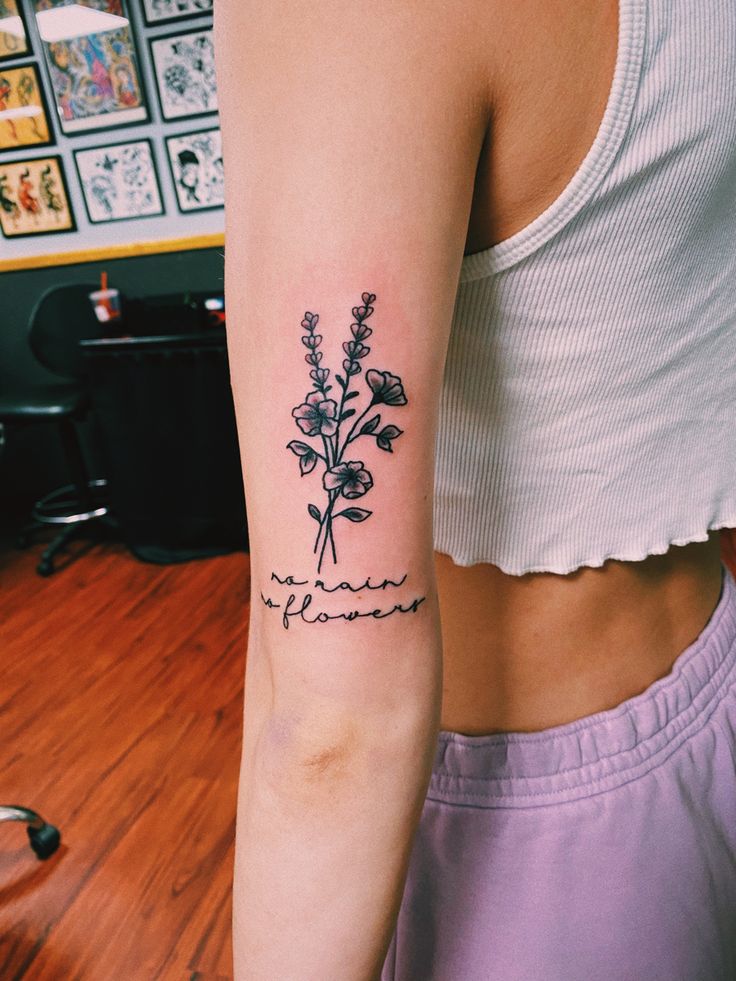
[101,270,107,292]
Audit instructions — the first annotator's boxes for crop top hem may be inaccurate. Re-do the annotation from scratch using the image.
[458,0,648,283]
[433,516,736,576]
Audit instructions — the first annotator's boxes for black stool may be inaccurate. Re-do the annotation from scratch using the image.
[0,283,111,576]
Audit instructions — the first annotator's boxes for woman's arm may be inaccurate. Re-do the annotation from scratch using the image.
[214,3,491,977]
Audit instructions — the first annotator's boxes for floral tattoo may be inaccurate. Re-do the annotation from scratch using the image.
[287,292,406,573]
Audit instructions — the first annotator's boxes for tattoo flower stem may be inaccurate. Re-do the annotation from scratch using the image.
[338,404,376,456]
[286,293,407,573]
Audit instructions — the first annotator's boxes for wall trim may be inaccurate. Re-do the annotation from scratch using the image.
[0,233,225,272]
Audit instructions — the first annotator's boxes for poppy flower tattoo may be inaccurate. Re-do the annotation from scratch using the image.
[293,392,339,437]
[323,461,373,498]
[286,293,407,572]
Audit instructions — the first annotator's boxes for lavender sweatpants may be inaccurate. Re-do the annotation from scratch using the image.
[381,561,736,981]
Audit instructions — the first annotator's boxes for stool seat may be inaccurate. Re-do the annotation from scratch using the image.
[0,383,87,420]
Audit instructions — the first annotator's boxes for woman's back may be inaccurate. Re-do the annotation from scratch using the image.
[439,0,734,734]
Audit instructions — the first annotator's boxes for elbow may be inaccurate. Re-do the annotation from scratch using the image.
[253,718,367,814]
[252,708,437,810]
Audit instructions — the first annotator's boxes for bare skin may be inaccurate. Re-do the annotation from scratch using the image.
[437,0,726,735]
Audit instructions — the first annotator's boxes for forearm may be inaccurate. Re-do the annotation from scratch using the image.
[233,608,443,981]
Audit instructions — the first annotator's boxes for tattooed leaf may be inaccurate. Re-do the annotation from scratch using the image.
[376,424,403,452]
[335,373,345,388]
[340,408,356,421]
[360,413,381,435]
[287,440,313,457]
[334,507,372,522]
[345,390,360,401]
[288,441,319,475]
[308,503,321,523]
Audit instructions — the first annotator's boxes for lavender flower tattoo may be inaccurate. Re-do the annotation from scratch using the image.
[286,293,406,573]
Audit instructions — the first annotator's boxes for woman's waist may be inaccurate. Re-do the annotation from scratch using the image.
[434,530,727,735]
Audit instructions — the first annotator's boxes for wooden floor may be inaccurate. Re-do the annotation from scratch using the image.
[0,536,250,981]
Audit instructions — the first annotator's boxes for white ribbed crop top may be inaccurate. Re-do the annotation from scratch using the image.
[433,0,736,575]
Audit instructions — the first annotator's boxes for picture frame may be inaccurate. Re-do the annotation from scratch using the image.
[149,27,217,121]
[0,0,31,62]
[33,0,148,135]
[0,61,54,152]
[74,138,164,223]
[0,154,76,237]
[165,126,223,213]
[141,0,212,25]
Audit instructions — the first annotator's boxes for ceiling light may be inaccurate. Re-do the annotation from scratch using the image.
[0,15,25,39]
[35,4,128,43]
[0,105,43,121]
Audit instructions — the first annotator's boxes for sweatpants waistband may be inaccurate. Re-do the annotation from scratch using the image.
[429,561,736,808]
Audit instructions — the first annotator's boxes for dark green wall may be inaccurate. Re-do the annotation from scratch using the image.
[0,247,225,525]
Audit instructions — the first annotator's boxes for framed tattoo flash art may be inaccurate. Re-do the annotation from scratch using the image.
[74,138,163,222]
[0,0,31,62]
[165,126,222,212]
[33,0,147,134]
[0,155,75,237]
[149,27,217,120]
[142,0,212,25]
[0,62,53,152]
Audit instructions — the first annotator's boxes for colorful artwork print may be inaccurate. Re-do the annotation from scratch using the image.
[166,128,223,211]
[286,293,407,573]
[0,0,30,62]
[150,28,216,119]
[0,64,52,151]
[0,156,74,236]
[75,140,163,222]
[34,0,147,133]
[142,0,212,24]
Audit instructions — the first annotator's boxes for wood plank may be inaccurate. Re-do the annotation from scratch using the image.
[0,541,249,980]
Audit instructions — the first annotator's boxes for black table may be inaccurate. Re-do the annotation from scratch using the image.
[80,329,248,562]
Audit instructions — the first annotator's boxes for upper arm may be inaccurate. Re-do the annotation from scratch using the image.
[214,1,492,749]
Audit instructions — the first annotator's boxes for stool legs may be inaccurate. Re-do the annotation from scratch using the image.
[57,417,94,514]
[17,417,110,575]
[36,522,84,577]
[0,805,61,859]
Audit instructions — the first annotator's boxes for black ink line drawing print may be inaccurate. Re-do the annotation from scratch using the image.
[287,293,406,574]
[149,28,217,120]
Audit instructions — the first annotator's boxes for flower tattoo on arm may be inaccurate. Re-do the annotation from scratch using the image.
[286,293,407,573]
